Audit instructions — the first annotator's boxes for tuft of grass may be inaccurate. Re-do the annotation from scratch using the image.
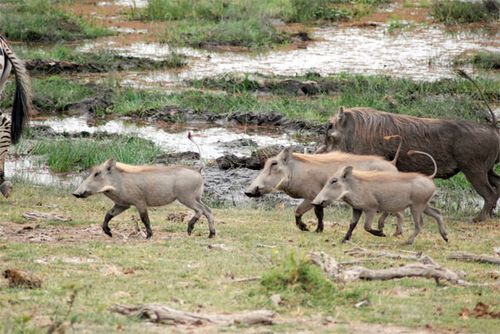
[0,77,96,113]
[0,0,111,42]
[30,136,162,173]
[261,251,337,308]
[431,0,500,24]
[19,45,186,72]
[470,51,500,70]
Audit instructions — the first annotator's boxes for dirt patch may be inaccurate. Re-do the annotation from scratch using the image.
[0,221,187,244]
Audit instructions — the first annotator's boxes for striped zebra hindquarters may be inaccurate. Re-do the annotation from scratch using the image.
[0,115,12,198]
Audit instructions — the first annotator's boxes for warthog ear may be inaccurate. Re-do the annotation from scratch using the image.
[281,146,294,164]
[341,166,353,179]
[337,106,348,126]
[105,158,116,171]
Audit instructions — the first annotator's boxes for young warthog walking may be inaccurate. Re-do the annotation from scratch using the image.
[244,147,403,234]
[312,150,448,245]
[73,159,215,239]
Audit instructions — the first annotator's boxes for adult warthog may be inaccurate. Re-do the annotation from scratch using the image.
[244,147,402,234]
[323,106,499,222]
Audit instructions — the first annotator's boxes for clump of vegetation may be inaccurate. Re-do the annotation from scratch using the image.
[431,0,500,24]
[131,0,389,49]
[188,73,500,122]
[0,0,110,42]
[161,17,288,50]
[454,51,500,71]
[20,45,186,72]
[0,77,96,113]
[31,136,162,173]
[261,252,337,308]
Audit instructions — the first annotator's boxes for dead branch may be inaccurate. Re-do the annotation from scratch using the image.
[344,247,438,265]
[448,252,500,265]
[109,304,274,326]
[231,276,261,283]
[309,251,468,285]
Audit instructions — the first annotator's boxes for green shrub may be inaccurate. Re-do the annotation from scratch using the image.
[261,252,337,308]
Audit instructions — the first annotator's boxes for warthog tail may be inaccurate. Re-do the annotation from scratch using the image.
[407,150,437,179]
[457,69,496,128]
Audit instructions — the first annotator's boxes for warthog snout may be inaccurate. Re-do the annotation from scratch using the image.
[244,186,262,198]
[73,190,90,199]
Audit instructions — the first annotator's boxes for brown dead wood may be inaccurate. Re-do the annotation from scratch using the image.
[448,252,500,265]
[345,247,437,265]
[309,251,468,286]
[109,304,274,326]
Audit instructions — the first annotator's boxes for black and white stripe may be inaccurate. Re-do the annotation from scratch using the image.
[0,115,11,183]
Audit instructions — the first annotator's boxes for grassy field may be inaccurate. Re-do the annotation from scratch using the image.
[0,183,498,333]
[431,0,500,24]
[130,0,390,50]
[0,0,110,42]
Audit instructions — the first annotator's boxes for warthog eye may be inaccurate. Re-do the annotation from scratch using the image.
[330,178,338,184]
[271,161,278,166]
[94,172,101,177]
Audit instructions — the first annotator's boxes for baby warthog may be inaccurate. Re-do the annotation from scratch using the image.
[245,146,402,234]
[312,150,448,245]
[73,159,215,239]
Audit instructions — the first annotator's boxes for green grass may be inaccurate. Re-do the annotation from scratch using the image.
[0,183,499,333]
[0,76,96,113]
[30,136,162,173]
[18,45,186,71]
[454,51,500,71]
[431,0,500,24]
[0,0,110,42]
[188,73,500,122]
[130,0,390,49]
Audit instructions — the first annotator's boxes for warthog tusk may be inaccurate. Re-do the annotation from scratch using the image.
[97,185,117,193]
[336,190,349,201]
[272,177,287,192]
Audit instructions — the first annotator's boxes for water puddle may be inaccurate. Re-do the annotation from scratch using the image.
[32,116,299,159]
[80,26,498,86]
[97,0,148,8]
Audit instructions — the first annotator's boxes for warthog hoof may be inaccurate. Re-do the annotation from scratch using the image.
[315,226,324,233]
[296,223,309,231]
[102,226,112,237]
[209,231,216,238]
[146,229,153,239]
[403,239,414,246]
[442,234,449,242]
[393,230,403,237]
[368,229,386,237]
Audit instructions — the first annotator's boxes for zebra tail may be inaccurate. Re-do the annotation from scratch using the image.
[1,36,33,144]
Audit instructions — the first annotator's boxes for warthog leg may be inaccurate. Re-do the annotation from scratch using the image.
[138,210,153,239]
[103,204,130,237]
[342,208,362,243]
[424,205,448,242]
[179,197,216,238]
[405,207,424,245]
[377,212,404,237]
[314,205,324,233]
[464,169,497,222]
[487,169,500,216]
[363,210,386,237]
[295,200,312,231]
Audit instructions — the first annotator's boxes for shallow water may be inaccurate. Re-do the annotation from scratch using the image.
[80,26,498,86]
[32,116,299,159]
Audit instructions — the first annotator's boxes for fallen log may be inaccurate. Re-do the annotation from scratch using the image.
[448,252,500,265]
[345,247,437,265]
[309,251,468,286]
[109,304,274,326]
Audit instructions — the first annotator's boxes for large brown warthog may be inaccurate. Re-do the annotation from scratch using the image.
[323,106,499,222]
[244,147,402,235]
[73,159,215,239]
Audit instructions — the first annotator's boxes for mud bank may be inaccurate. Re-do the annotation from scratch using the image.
[26,54,185,75]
